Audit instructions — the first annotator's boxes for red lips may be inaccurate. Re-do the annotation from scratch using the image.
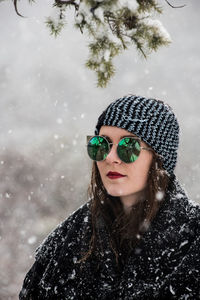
[107,171,126,179]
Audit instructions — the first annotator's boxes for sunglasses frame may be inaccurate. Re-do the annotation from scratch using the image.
[86,135,152,163]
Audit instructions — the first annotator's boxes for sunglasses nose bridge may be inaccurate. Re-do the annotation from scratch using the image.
[105,142,121,163]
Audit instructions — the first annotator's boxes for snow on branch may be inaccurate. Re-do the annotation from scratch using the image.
[13,0,185,87]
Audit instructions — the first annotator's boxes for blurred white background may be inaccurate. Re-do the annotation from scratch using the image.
[0,0,200,298]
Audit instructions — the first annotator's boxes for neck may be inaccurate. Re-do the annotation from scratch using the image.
[120,190,146,214]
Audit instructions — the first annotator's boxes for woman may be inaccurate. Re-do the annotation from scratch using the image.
[19,95,200,299]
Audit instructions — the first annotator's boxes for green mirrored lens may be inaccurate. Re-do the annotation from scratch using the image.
[117,137,140,163]
[87,136,109,161]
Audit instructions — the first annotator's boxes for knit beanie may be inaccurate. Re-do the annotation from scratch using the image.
[95,95,179,175]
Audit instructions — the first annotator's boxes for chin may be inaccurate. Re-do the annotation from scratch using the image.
[105,186,125,197]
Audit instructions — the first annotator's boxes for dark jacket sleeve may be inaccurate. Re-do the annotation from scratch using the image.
[159,204,200,299]
[19,220,68,300]
[19,202,90,300]
[19,260,46,299]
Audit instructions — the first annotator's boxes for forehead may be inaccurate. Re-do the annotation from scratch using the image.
[99,125,138,138]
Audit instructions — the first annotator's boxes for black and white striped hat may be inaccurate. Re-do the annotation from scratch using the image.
[95,95,179,174]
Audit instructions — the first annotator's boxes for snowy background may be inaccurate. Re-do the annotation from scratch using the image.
[0,0,200,298]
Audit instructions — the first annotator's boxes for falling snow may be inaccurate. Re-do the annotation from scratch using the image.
[0,1,200,299]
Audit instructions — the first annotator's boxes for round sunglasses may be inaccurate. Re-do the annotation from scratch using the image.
[87,135,151,163]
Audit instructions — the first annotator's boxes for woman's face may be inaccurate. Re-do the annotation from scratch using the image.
[97,126,153,208]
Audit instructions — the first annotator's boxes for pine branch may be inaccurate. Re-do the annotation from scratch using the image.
[46,18,66,37]
[12,0,186,87]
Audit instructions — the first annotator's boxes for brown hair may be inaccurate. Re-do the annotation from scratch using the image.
[81,150,170,268]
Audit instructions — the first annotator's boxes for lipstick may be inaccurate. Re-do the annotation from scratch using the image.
[107,171,126,179]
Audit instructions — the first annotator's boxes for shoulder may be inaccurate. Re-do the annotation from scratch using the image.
[149,177,200,249]
[167,177,200,225]
[35,201,91,264]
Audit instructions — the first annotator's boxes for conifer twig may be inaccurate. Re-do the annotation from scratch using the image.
[164,0,186,9]
[13,0,24,17]
[55,0,79,10]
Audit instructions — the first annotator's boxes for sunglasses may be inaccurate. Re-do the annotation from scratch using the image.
[87,135,151,163]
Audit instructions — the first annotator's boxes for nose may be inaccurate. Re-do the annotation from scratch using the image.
[105,144,121,164]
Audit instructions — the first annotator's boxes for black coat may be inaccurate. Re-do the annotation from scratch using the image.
[19,177,200,299]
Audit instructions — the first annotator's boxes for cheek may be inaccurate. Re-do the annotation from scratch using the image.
[127,155,152,181]
[96,162,101,171]
[96,162,104,178]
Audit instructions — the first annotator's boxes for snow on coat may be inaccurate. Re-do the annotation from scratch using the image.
[19,177,200,299]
